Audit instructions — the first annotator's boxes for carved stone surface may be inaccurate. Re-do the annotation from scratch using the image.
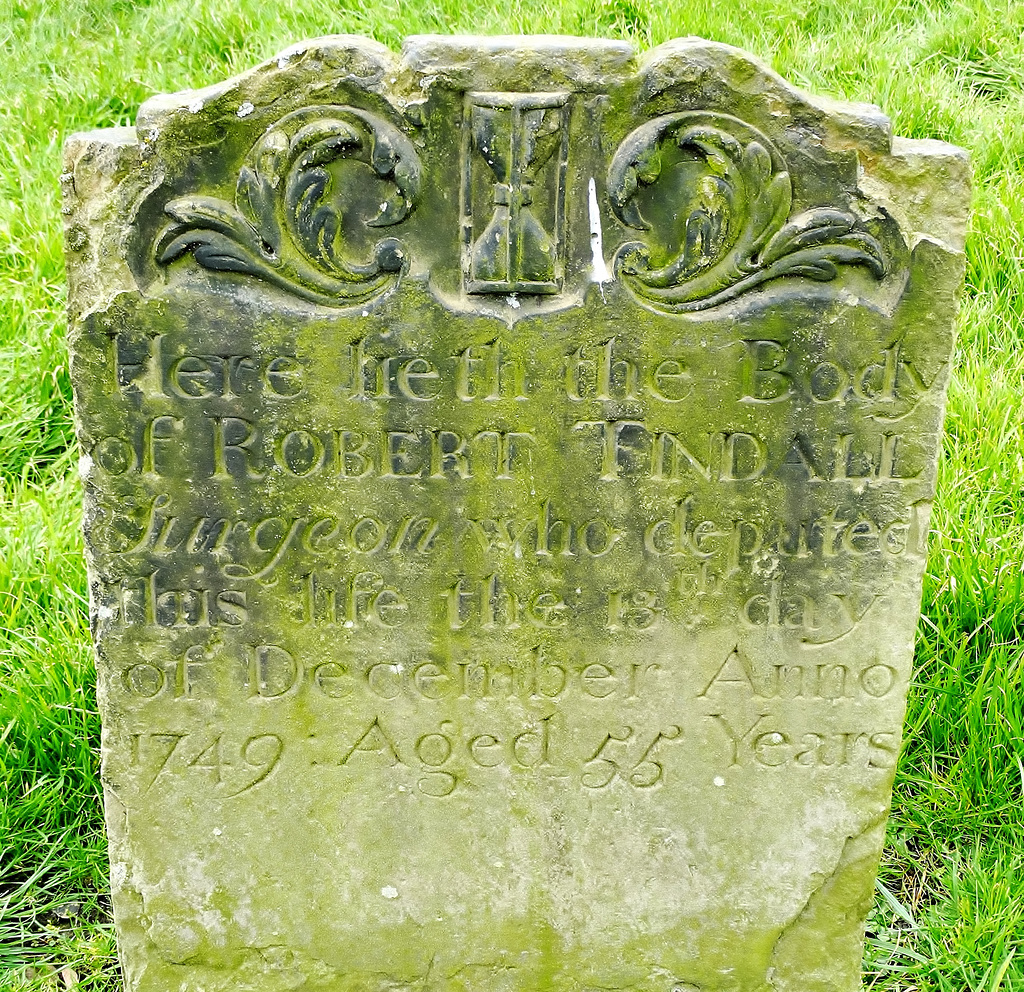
[64,35,969,992]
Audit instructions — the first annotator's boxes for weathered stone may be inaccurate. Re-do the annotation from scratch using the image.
[64,35,969,992]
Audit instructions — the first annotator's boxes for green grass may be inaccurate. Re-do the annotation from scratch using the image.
[2,0,1024,988]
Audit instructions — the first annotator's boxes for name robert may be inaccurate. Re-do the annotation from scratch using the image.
[209,418,533,480]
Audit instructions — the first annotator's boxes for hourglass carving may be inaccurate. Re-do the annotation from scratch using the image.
[462,92,569,295]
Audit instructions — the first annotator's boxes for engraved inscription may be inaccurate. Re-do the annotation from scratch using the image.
[708,715,898,769]
[128,731,283,796]
[574,420,922,483]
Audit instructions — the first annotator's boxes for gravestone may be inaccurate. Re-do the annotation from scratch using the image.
[64,35,969,992]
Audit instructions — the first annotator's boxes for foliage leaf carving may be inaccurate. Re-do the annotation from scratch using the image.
[607,112,885,312]
[155,106,420,307]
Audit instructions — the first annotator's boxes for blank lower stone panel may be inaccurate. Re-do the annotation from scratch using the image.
[63,34,969,992]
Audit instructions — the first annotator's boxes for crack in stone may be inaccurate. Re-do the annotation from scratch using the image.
[764,807,889,991]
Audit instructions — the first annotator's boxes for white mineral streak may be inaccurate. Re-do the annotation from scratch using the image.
[588,177,612,293]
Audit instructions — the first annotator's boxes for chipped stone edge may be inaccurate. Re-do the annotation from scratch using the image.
[635,38,971,256]
[860,137,972,254]
[637,37,894,154]
[62,128,147,324]
[136,34,399,136]
[401,33,636,91]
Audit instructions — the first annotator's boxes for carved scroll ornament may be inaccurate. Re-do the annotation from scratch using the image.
[156,106,421,307]
[155,105,886,312]
[607,112,886,312]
